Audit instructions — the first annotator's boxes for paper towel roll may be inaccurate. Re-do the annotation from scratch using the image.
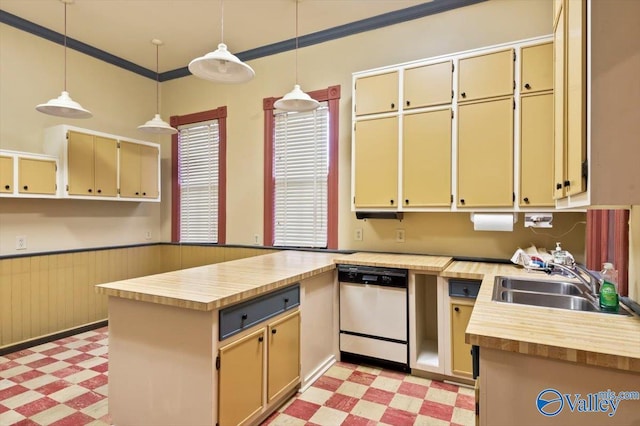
[471,213,515,232]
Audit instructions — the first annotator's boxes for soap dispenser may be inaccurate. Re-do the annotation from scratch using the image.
[552,242,568,265]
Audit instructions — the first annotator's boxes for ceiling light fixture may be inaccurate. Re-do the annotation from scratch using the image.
[188,0,254,83]
[138,39,177,134]
[36,0,92,119]
[274,0,319,112]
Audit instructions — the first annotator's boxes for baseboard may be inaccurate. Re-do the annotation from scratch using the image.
[300,355,337,393]
[0,319,108,356]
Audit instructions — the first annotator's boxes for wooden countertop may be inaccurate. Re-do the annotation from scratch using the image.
[95,251,338,312]
[442,261,640,372]
[333,252,453,272]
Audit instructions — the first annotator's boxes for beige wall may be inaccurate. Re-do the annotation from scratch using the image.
[628,206,639,301]
[0,0,587,261]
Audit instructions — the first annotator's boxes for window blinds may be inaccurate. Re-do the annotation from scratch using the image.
[177,120,219,243]
[273,103,329,248]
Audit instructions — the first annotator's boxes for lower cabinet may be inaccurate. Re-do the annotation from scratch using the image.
[450,301,474,377]
[218,310,300,426]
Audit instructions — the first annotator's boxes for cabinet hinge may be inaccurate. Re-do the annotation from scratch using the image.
[582,160,588,181]
[451,62,455,72]
[513,80,516,90]
[117,188,120,195]
[55,184,57,190]
[65,131,69,140]
[450,194,454,204]
[513,99,516,110]
[65,184,69,192]
[353,196,356,204]
[451,89,454,99]
[451,109,454,119]
[513,50,516,61]
[476,402,480,415]
[513,192,515,202]
[216,355,220,370]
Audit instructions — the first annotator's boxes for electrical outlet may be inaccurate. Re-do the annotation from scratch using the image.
[396,229,405,243]
[254,234,260,245]
[16,235,27,250]
[354,228,363,241]
[145,231,152,240]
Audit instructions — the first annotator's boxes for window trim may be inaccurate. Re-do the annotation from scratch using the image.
[171,106,227,244]
[263,85,340,249]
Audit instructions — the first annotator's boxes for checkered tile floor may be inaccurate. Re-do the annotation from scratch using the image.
[1,328,474,426]
[264,362,475,426]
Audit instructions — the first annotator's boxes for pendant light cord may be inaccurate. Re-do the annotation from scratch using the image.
[295,0,299,84]
[155,42,160,114]
[63,1,68,91]
[220,0,224,44]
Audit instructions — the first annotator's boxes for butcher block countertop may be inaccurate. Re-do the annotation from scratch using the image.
[442,261,640,373]
[95,250,338,312]
[333,252,453,272]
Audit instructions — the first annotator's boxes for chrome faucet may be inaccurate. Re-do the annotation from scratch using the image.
[545,262,601,297]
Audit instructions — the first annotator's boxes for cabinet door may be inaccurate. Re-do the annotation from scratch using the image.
[119,142,141,198]
[18,158,56,195]
[520,93,554,207]
[139,145,159,199]
[267,311,300,402]
[67,131,95,196]
[0,155,13,193]
[521,43,553,93]
[403,109,452,207]
[565,0,586,196]
[219,328,265,426]
[93,136,118,197]
[457,98,513,207]
[355,71,398,116]
[458,49,514,102]
[404,61,452,109]
[451,303,473,377]
[354,116,398,208]
[553,4,566,199]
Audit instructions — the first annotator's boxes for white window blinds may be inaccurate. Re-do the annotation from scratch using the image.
[178,120,219,243]
[273,102,329,248]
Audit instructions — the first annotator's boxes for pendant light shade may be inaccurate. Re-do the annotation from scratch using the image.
[188,0,254,83]
[273,0,319,112]
[138,39,177,135]
[36,0,92,119]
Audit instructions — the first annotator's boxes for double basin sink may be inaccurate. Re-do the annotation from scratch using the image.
[492,276,631,315]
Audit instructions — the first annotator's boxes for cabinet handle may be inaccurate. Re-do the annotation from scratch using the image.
[88,189,92,193]
[97,189,102,194]
[556,183,562,190]
[258,336,264,342]
[463,287,469,294]
[135,192,140,195]
[461,92,467,98]
[523,197,530,203]
[405,199,409,205]
[391,102,395,109]
[272,329,277,335]
[460,198,465,205]
[284,298,289,303]
[23,185,28,191]
[406,100,411,107]
[142,192,146,196]
[4,185,9,190]
[454,307,460,312]
[390,199,394,205]
[563,180,570,187]
[241,313,248,320]
[524,83,531,90]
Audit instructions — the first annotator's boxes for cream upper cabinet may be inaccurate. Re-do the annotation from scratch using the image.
[403,61,453,109]
[521,42,553,94]
[353,116,398,208]
[120,142,160,199]
[520,93,554,207]
[354,71,399,116]
[457,97,514,207]
[18,157,57,195]
[403,109,452,207]
[0,155,13,193]
[67,131,118,197]
[458,49,514,103]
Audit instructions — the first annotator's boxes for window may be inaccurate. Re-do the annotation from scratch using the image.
[263,85,340,249]
[171,107,227,243]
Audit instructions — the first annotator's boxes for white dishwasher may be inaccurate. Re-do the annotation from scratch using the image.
[338,264,409,371]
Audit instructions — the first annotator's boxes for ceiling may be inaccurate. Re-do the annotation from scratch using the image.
[0,0,436,75]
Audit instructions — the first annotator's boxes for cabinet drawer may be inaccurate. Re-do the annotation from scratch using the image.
[219,285,300,340]
[448,279,481,299]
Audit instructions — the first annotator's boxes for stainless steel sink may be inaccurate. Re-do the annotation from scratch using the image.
[497,276,586,296]
[492,275,632,315]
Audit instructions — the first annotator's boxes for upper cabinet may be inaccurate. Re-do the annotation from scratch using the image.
[352,36,555,213]
[354,71,399,116]
[0,150,58,198]
[403,61,453,109]
[553,0,640,208]
[458,49,514,102]
[44,125,161,202]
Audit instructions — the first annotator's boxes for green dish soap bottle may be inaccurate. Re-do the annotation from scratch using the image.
[599,262,619,313]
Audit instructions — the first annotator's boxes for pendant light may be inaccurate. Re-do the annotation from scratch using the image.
[138,39,177,134]
[274,0,319,112]
[188,0,254,83]
[36,0,92,119]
